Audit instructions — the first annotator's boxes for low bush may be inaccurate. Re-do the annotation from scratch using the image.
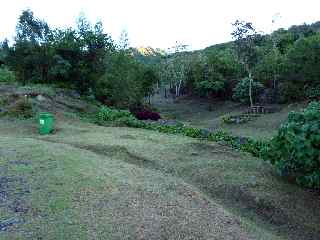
[96,106,146,128]
[97,106,132,122]
[207,131,268,158]
[135,110,161,121]
[265,101,320,188]
[129,104,161,121]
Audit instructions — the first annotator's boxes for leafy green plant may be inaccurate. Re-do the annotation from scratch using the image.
[233,77,264,104]
[97,106,132,122]
[265,101,320,188]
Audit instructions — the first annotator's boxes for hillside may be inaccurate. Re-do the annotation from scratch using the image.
[130,47,165,65]
[1,12,320,239]
[0,85,319,239]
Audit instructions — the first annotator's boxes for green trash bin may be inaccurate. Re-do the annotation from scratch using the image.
[39,112,54,135]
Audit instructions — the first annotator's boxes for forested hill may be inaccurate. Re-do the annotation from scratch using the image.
[203,21,320,53]
[132,21,320,60]
[151,20,320,103]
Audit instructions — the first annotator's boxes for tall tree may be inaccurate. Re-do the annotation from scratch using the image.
[0,39,9,64]
[16,9,50,43]
[9,10,52,84]
[232,20,259,107]
[270,14,282,89]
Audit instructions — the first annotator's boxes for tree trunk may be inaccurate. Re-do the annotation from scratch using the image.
[248,72,254,107]
[272,42,277,90]
[177,79,182,97]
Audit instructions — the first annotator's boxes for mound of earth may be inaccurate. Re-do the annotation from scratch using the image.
[0,84,99,118]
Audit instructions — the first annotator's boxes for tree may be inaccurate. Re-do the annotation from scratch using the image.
[118,29,130,50]
[95,51,157,107]
[286,34,320,88]
[161,42,190,97]
[270,14,282,89]
[231,20,259,106]
[0,39,9,60]
[7,10,53,84]
[16,9,50,43]
[141,66,159,103]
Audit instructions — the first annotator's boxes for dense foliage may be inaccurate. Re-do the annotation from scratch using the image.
[233,77,264,103]
[1,10,158,107]
[156,21,320,104]
[266,102,320,188]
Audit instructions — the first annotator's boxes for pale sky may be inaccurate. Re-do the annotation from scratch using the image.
[1,0,320,50]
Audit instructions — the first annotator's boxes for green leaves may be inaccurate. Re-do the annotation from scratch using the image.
[95,51,158,107]
[267,101,320,188]
[97,106,132,122]
[233,77,264,104]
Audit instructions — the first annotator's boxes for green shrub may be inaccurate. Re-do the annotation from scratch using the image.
[97,106,132,122]
[96,106,146,128]
[0,66,16,82]
[233,77,264,104]
[207,130,268,158]
[266,101,320,188]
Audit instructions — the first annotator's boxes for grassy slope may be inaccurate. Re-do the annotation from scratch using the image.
[152,95,306,140]
[1,116,319,239]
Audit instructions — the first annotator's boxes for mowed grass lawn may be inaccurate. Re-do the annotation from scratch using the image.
[0,117,319,239]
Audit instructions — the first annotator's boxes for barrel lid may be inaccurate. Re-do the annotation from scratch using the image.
[39,112,53,118]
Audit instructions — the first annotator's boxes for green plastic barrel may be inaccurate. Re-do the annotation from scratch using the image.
[39,112,54,135]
